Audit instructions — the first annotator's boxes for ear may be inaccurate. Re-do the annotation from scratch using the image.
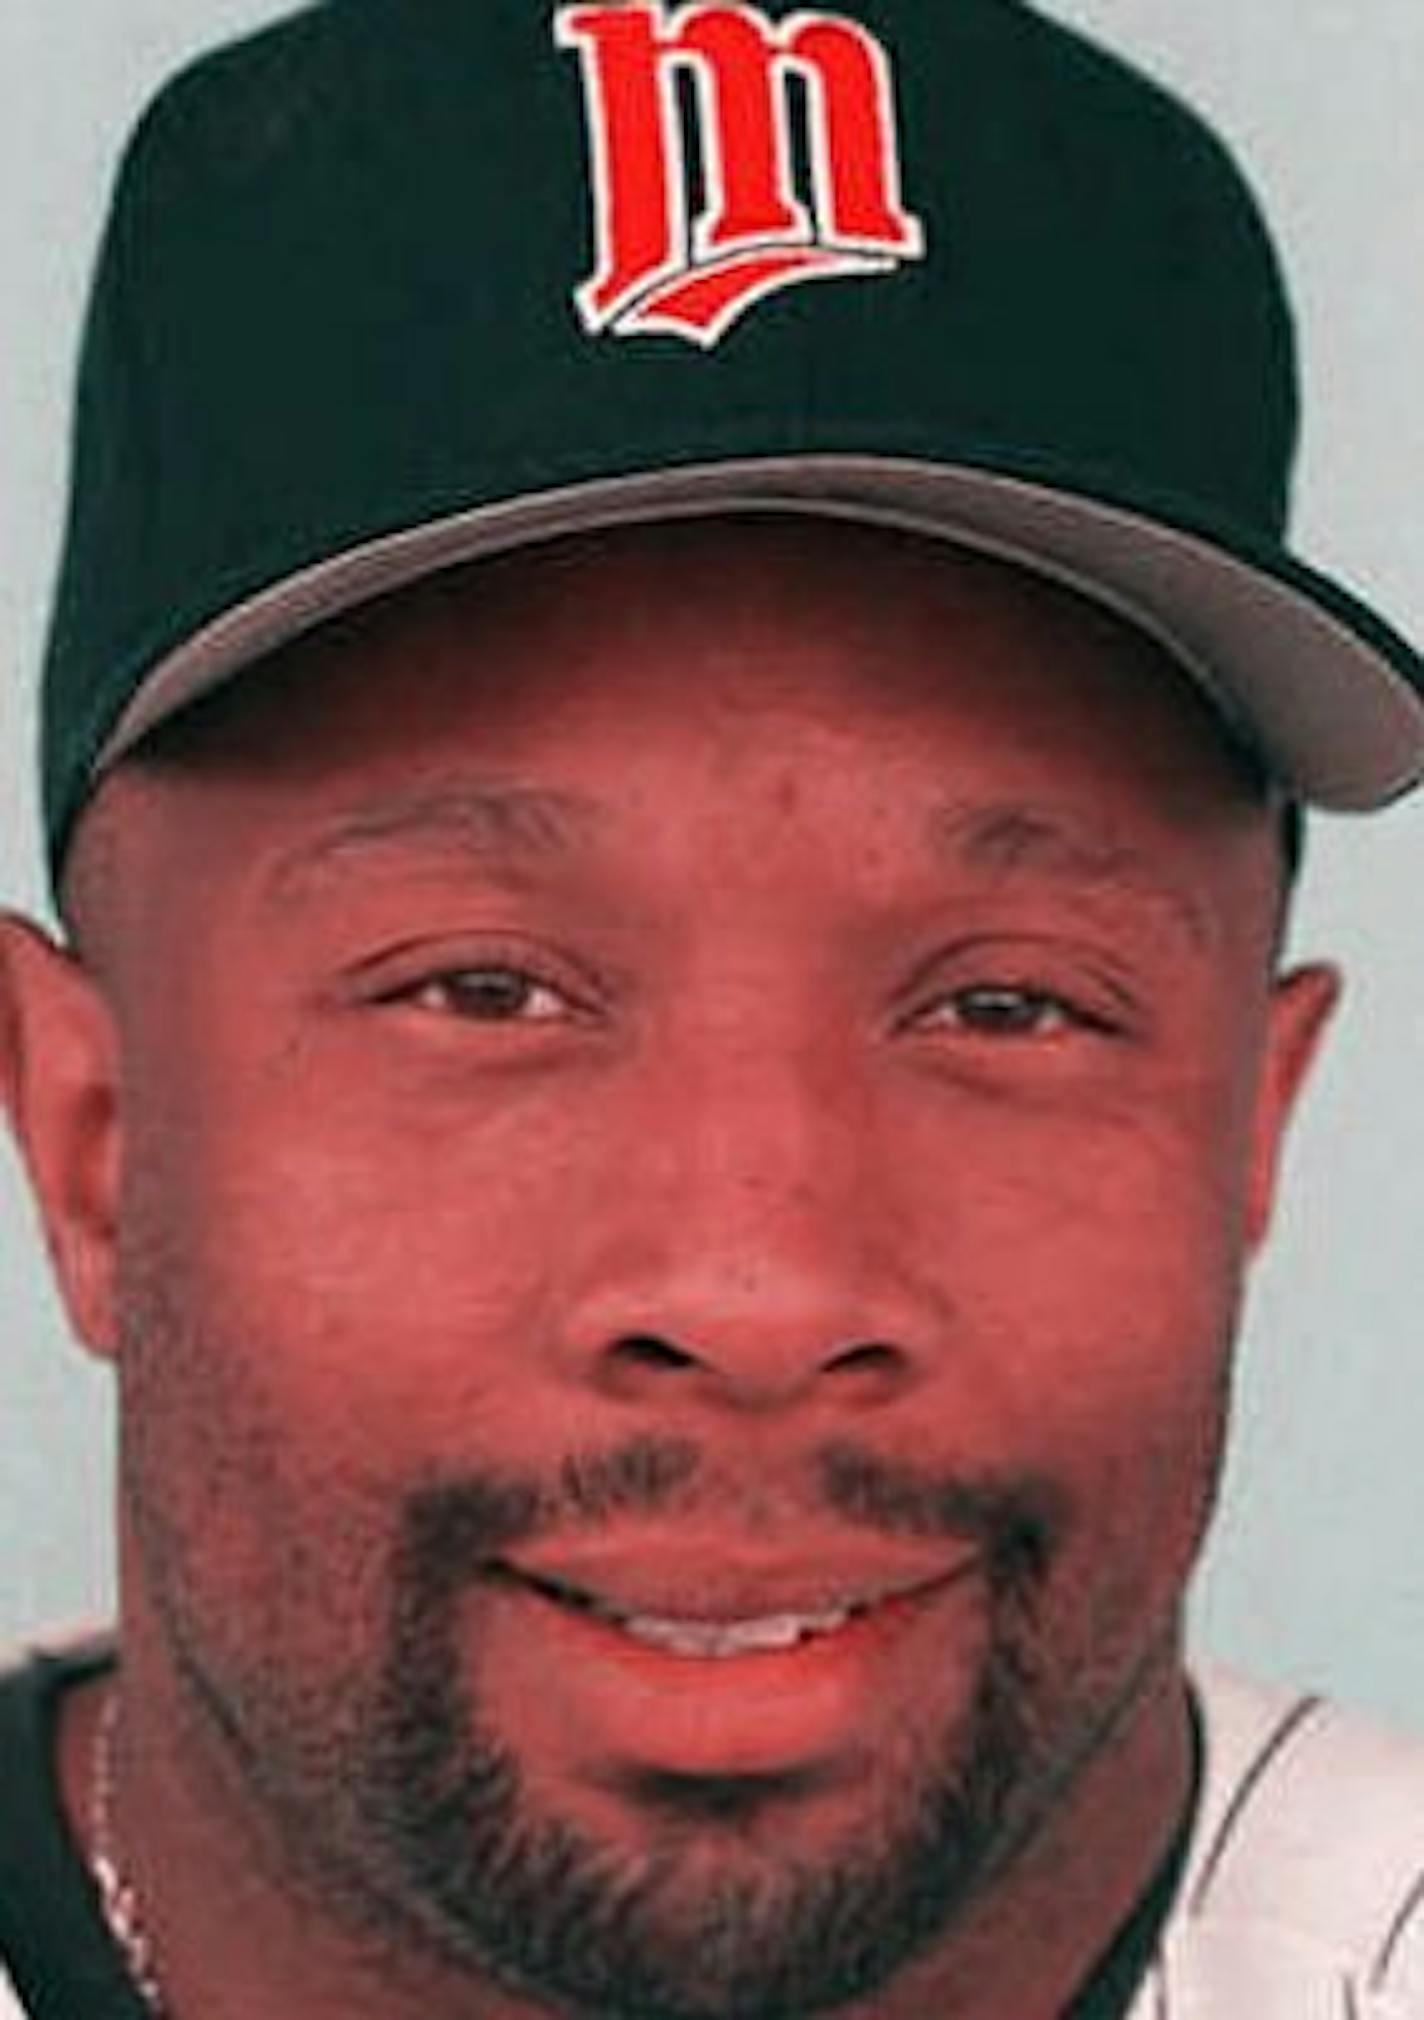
[1244,961,1341,1251]
[0,913,122,1357]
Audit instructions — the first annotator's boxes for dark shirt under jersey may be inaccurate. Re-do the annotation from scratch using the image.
[0,1636,1199,2019]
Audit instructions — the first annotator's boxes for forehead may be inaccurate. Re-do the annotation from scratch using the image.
[120,518,1266,775]
[72,517,1274,917]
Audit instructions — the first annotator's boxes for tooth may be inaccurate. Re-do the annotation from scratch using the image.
[612,1607,853,1656]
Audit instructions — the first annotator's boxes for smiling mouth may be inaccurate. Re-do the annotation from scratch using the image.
[488,1561,962,1659]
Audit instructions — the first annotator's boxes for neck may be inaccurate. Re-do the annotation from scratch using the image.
[60,1616,1195,2020]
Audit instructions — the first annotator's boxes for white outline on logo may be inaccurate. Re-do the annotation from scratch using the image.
[556,1,927,346]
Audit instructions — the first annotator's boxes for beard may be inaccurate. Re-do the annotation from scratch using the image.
[331,1454,1067,2020]
[118,1239,1133,2020]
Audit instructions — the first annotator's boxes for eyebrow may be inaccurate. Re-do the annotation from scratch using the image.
[267,779,605,899]
[266,782,1212,947]
[929,801,1213,950]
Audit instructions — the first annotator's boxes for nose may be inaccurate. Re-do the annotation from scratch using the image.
[558,1039,943,1415]
[588,1324,915,1413]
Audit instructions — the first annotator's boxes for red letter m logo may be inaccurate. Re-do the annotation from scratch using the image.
[556,2,926,345]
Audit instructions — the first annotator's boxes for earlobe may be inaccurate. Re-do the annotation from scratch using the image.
[1245,961,1342,1250]
[0,913,122,1358]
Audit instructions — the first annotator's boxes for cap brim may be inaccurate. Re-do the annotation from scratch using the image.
[97,454,1424,812]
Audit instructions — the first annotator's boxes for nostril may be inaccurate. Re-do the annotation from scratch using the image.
[829,1341,901,1375]
[610,1334,699,1372]
[591,1332,916,1407]
[824,1340,912,1402]
[828,1341,892,1373]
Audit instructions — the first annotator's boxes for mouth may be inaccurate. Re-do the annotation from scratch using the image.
[476,1545,990,1776]
[485,1559,971,1660]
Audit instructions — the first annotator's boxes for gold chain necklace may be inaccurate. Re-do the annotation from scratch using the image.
[88,1685,169,2017]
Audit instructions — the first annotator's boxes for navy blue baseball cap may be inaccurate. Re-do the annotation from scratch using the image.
[40,0,1424,884]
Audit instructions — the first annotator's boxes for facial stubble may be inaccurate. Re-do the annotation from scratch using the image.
[117,1239,1129,2020]
[339,1465,1064,2020]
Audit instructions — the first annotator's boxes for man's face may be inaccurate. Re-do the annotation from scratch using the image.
[47,522,1330,2015]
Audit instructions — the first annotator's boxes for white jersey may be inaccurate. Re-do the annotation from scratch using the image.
[1127,1669,1424,2018]
[2,1652,1421,2017]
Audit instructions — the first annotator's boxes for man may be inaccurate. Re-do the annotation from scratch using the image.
[1,3,1422,2017]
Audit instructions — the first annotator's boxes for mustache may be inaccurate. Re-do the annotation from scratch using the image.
[393,1435,1066,1604]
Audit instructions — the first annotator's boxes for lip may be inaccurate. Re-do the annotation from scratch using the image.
[479,1541,989,1777]
[486,1539,978,1623]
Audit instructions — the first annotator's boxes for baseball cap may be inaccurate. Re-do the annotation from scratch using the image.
[39,0,1424,885]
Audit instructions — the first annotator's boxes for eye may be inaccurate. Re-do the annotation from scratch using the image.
[909,983,1107,1040]
[391,965,581,1024]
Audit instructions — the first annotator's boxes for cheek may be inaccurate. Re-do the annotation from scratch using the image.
[894,1082,1249,1561]
[118,1032,594,1459]
[109,1074,574,1717]
[912,1072,1250,1345]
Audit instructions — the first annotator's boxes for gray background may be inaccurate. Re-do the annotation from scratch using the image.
[2,2,1421,1728]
